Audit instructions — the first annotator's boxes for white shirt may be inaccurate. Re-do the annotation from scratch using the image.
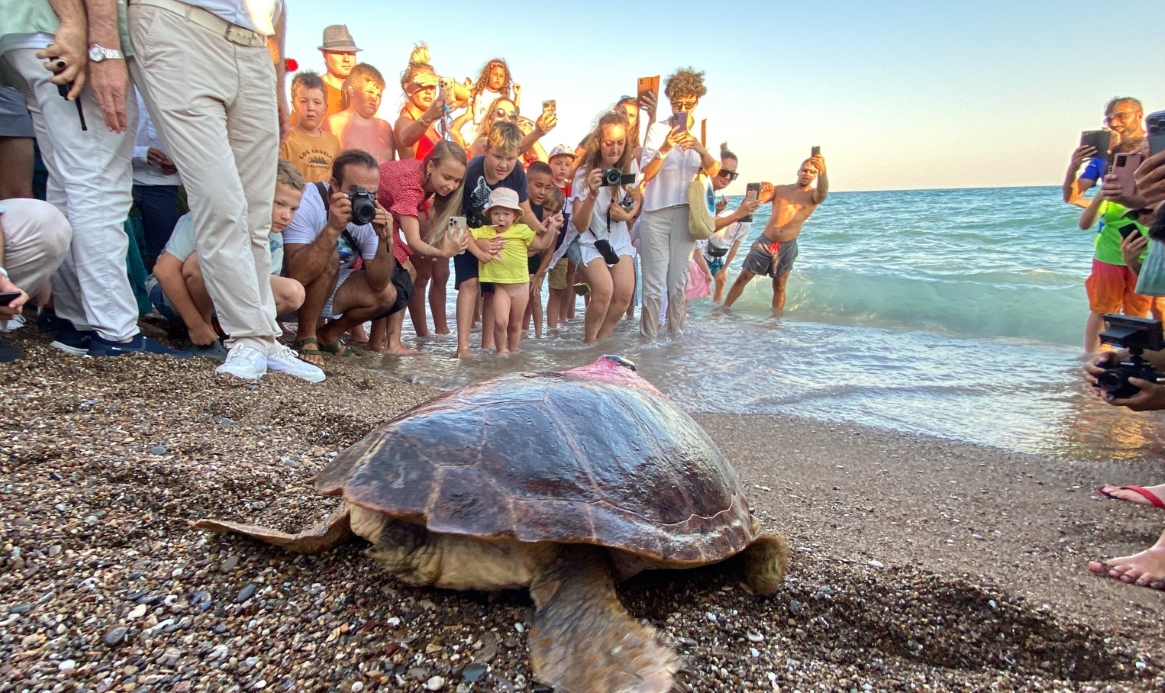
[184,0,281,35]
[132,90,181,187]
[640,121,704,212]
[282,182,379,271]
[570,164,638,249]
[703,209,750,259]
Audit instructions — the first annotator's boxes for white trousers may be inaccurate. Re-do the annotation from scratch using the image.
[638,205,694,338]
[0,49,140,341]
[1,198,73,297]
[129,3,280,353]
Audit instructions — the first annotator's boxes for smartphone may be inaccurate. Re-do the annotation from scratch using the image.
[741,183,761,223]
[811,146,821,157]
[439,77,456,104]
[1118,223,1141,240]
[636,75,660,106]
[1080,130,1112,157]
[1112,152,1145,199]
[1148,110,1165,157]
[670,111,688,133]
[448,216,468,251]
[542,99,556,114]
[0,291,22,307]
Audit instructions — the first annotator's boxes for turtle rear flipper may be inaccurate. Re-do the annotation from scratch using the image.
[193,506,353,555]
[528,546,676,693]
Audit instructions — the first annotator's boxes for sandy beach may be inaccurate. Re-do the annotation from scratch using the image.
[2,328,1164,692]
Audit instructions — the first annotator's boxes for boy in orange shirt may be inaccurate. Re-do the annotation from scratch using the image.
[280,71,341,183]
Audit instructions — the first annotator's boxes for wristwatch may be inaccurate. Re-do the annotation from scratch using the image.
[88,45,125,62]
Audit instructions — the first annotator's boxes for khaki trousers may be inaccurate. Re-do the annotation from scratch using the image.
[1,198,72,298]
[638,205,694,338]
[128,3,280,353]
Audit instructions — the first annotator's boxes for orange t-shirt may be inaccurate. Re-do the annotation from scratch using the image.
[279,128,341,183]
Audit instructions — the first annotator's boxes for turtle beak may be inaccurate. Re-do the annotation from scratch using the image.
[601,355,637,372]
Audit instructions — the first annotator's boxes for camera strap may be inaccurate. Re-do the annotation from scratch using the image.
[315,182,362,255]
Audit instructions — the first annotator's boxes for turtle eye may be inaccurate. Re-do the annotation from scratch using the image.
[602,355,637,371]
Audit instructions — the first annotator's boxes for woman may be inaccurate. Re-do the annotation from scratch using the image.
[568,111,641,343]
[464,97,553,162]
[373,140,469,352]
[701,142,768,302]
[394,44,465,161]
[637,68,720,338]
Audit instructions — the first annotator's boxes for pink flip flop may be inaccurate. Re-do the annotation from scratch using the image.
[1096,485,1165,509]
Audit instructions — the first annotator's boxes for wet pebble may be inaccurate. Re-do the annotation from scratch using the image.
[461,662,487,683]
[236,583,258,603]
[149,445,167,455]
[104,627,128,647]
[221,555,239,572]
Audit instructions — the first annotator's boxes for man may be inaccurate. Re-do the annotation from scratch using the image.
[0,0,188,359]
[0,199,72,362]
[723,154,828,311]
[0,85,34,200]
[323,63,395,164]
[317,25,358,119]
[149,160,311,367]
[1063,97,1145,208]
[124,0,323,382]
[283,150,410,358]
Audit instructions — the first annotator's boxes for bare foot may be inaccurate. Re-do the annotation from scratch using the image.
[297,352,324,367]
[435,327,451,335]
[1097,484,1165,508]
[351,323,370,344]
[497,349,510,357]
[386,344,421,356]
[454,347,474,359]
[1089,532,1165,589]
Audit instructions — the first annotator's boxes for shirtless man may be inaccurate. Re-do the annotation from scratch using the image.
[323,64,395,164]
[723,154,828,311]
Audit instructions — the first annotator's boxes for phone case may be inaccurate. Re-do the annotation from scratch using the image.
[1081,130,1111,156]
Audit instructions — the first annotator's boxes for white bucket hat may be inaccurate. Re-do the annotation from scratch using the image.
[484,187,522,214]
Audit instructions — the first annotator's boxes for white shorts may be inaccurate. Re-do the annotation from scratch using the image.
[579,227,635,266]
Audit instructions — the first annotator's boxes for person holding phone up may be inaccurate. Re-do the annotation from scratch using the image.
[1063,97,1145,207]
[702,143,774,303]
[637,68,720,338]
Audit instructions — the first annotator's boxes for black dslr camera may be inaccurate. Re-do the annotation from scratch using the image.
[601,168,636,187]
[348,186,377,226]
[1097,314,1165,399]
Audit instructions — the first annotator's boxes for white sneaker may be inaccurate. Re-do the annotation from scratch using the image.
[215,344,267,381]
[265,344,325,383]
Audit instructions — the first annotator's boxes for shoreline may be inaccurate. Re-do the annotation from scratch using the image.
[1,330,1163,691]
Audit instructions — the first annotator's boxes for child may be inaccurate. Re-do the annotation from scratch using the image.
[281,71,342,183]
[544,144,576,329]
[467,188,552,355]
[523,161,561,337]
[526,187,565,337]
[323,63,395,164]
[464,58,518,140]
[148,160,315,366]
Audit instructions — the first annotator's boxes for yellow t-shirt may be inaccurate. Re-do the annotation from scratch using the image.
[279,128,341,183]
[472,223,536,284]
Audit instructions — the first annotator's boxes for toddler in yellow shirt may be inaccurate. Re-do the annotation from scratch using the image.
[468,187,553,355]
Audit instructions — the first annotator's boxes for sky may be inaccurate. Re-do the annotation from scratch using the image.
[283,0,1165,194]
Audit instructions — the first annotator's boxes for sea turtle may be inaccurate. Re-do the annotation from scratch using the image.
[195,355,788,693]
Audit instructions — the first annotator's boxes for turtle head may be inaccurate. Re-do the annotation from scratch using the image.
[601,355,636,372]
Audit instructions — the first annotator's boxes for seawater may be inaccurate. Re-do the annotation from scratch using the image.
[370,186,1165,461]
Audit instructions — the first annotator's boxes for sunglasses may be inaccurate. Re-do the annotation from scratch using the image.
[495,108,517,120]
[717,169,739,181]
[1107,111,1138,123]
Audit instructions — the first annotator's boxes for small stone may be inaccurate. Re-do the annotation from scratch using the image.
[750,647,760,658]
[514,622,524,633]
[408,668,430,682]
[58,660,76,672]
[149,446,167,455]
[8,603,30,615]
[386,617,401,627]
[221,555,239,572]
[236,583,258,603]
[867,560,884,569]
[350,683,364,693]
[47,545,61,557]
[461,663,487,683]
[208,644,229,660]
[706,612,717,622]
[252,681,267,690]
[217,417,233,426]
[789,600,802,616]
[426,676,446,691]
[456,685,471,693]
[747,632,764,642]
[127,604,147,620]
[104,627,128,647]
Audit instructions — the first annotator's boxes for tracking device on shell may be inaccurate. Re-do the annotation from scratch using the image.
[1148,110,1165,157]
[1097,315,1165,399]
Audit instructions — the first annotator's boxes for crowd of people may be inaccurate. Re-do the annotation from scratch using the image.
[0,3,829,373]
[1059,97,1165,591]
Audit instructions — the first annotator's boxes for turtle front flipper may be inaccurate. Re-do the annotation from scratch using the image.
[528,546,676,693]
[193,505,353,555]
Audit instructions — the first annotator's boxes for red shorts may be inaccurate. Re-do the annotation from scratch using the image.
[1085,259,1162,316]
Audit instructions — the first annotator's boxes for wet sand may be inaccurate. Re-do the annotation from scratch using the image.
[1,328,1163,691]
